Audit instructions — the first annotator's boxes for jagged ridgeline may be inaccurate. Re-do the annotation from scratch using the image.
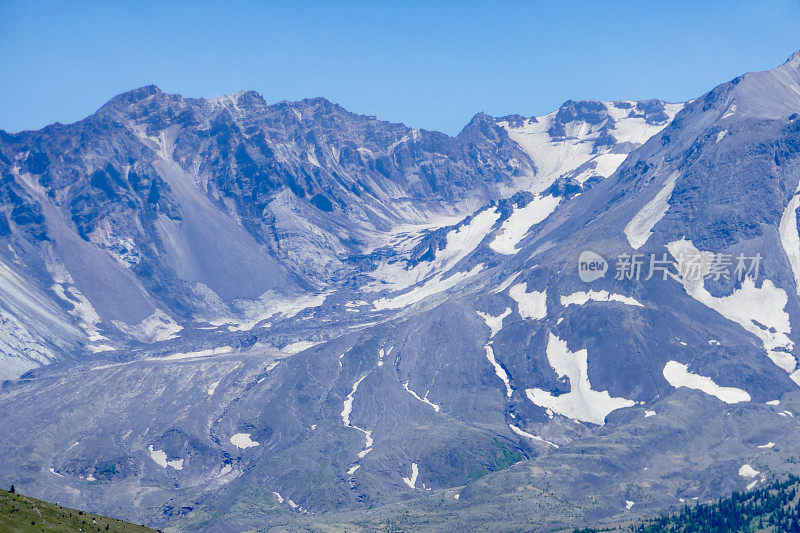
[1,52,800,531]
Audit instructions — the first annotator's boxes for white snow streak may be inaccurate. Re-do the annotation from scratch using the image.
[779,191,800,297]
[490,195,561,255]
[402,381,441,412]
[373,265,484,310]
[625,171,679,249]
[150,346,233,362]
[508,423,558,448]
[560,290,643,308]
[484,345,513,398]
[492,272,521,294]
[342,375,373,458]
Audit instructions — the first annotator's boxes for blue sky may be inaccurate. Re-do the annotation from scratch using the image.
[1,1,799,135]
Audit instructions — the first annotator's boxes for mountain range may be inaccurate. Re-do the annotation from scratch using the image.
[1,51,800,531]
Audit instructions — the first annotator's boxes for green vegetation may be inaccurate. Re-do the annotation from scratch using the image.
[0,487,157,533]
[466,439,523,481]
[577,476,800,533]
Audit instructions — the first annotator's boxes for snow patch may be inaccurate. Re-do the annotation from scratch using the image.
[402,463,419,489]
[721,102,737,120]
[211,291,330,332]
[738,464,759,479]
[508,282,547,319]
[498,102,681,192]
[148,445,184,470]
[281,340,321,354]
[230,433,259,449]
[87,344,115,353]
[525,333,636,425]
[51,282,105,342]
[368,208,500,294]
[476,307,511,338]
[662,361,750,403]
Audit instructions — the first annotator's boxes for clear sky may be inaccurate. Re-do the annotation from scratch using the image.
[2,1,799,135]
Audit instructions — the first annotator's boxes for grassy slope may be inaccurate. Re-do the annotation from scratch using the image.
[0,489,157,533]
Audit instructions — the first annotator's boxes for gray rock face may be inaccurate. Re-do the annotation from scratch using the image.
[2,51,800,531]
